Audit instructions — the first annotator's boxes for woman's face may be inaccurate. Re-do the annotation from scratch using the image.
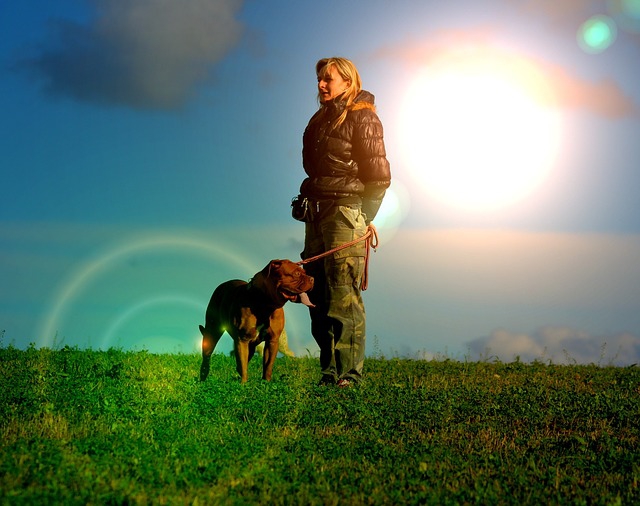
[317,65,350,102]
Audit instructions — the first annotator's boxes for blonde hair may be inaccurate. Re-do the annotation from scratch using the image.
[316,57,362,127]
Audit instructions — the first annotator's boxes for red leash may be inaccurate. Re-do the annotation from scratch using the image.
[297,223,379,290]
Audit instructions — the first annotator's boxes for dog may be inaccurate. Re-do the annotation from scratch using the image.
[199,259,314,383]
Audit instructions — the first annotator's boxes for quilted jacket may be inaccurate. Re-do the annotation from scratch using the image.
[300,90,391,222]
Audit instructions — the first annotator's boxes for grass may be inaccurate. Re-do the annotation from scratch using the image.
[1,344,639,505]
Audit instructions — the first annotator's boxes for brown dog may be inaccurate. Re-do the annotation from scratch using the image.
[199,259,314,383]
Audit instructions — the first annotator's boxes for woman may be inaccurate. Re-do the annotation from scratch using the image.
[295,57,391,387]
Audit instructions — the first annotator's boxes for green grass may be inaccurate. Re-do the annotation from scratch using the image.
[1,345,639,505]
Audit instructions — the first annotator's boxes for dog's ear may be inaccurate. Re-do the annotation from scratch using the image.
[268,260,283,277]
[252,260,280,290]
[256,260,278,282]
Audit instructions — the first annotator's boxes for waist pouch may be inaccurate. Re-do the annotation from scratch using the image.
[291,195,361,223]
[291,195,312,222]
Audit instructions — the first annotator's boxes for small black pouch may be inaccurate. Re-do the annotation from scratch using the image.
[291,195,312,222]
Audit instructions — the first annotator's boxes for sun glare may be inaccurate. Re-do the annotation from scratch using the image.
[399,48,562,212]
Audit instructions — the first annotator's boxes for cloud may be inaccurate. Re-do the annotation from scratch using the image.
[371,229,640,361]
[468,326,640,365]
[17,0,244,109]
[377,28,640,118]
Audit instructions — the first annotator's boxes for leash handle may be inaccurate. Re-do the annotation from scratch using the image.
[297,223,379,290]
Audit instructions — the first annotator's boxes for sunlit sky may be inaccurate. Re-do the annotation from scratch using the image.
[2,0,640,365]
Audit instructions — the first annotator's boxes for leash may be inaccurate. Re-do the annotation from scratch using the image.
[296,223,379,290]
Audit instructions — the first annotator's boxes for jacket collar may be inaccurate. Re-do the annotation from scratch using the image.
[324,90,375,114]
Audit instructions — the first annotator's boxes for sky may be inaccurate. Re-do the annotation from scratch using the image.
[2,0,640,365]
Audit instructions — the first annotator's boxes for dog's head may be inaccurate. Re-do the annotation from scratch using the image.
[252,259,314,307]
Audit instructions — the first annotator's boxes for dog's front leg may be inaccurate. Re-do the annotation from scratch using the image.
[262,333,280,381]
[234,341,250,383]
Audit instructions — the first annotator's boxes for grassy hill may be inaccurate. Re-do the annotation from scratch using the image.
[1,345,638,505]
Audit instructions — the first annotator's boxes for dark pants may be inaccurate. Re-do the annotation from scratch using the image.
[302,205,367,382]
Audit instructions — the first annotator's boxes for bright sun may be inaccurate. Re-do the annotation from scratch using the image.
[399,48,562,212]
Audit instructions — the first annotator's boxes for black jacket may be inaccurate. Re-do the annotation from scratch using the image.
[300,90,391,222]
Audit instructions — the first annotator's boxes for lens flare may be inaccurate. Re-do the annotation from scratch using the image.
[37,233,254,349]
[371,180,410,243]
[622,0,640,15]
[608,0,640,34]
[100,293,203,352]
[578,15,617,53]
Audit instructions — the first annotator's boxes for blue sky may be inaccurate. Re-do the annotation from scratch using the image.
[2,0,640,365]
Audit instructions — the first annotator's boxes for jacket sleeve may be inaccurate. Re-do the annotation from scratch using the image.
[353,109,391,223]
[361,184,387,224]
